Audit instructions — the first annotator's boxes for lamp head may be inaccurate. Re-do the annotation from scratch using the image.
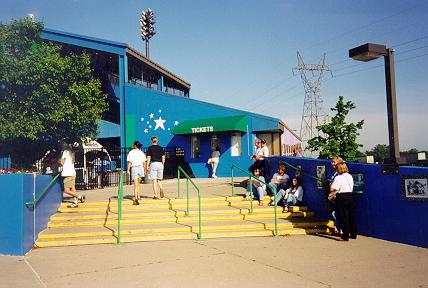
[349,43,387,62]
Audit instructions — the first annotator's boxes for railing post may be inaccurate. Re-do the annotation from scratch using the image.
[231,166,235,196]
[117,170,123,244]
[249,177,253,214]
[178,169,181,199]
[186,178,189,216]
[197,187,202,239]
[273,186,278,236]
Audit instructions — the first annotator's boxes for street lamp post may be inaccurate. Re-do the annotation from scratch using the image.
[349,43,400,165]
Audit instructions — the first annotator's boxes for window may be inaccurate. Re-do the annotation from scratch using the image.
[258,132,281,156]
[231,133,242,157]
[211,134,220,153]
[191,136,200,158]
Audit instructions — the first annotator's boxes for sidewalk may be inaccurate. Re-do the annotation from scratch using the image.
[2,235,428,288]
[2,178,428,287]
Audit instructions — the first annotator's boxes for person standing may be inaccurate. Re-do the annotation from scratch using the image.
[330,162,356,241]
[210,146,221,178]
[146,136,166,199]
[127,141,147,205]
[60,142,85,208]
[328,156,345,235]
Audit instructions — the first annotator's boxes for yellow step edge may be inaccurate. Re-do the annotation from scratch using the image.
[38,222,325,240]
[36,227,331,247]
[39,221,330,240]
[47,211,314,228]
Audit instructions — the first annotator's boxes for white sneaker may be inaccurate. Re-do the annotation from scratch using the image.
[212,175,218,178]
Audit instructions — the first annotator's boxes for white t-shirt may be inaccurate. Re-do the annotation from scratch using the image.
[127,149,147,167]
[331,173,354,193]
[61,150,76,177]
[256,146,269,158]
[287,186,303,202]
[211,150,220,161]
[250,175,266,190]
[272,173,289,182]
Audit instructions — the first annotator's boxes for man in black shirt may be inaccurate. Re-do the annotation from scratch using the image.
[146,136,166,199]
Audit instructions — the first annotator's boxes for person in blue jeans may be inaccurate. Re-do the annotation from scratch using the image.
[266,164,290,196]
[244,168,266,205]
[269,177,303,213]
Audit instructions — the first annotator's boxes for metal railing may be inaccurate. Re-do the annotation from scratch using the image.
[231,164,278,236]
[117,170,124,244]
[177,166,202,239]
[278,159,364,194]
[25,174,61,207]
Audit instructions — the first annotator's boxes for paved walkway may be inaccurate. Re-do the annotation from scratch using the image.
[2,178,428,287]
[2,235,428,288]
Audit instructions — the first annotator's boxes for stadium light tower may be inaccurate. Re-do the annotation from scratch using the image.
[349,43,400,164]
[140,8,156,59]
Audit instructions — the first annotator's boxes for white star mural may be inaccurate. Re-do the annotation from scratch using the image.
[138,109,180,136]
[154,116,166,130]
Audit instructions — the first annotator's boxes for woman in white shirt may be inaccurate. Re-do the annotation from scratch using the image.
[60,143,85,208]
[244,168,266,205]
[127,141,147,205]
[330,162,356,241]
[269,177,303,213]
[210,146,221,178]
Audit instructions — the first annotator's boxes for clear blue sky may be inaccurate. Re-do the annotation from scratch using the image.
[2,0,427,151]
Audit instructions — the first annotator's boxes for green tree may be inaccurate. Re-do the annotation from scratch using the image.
[366,144,389,163]
[307,96,364,161]
[407,148,419,154]
[0,18,108,167]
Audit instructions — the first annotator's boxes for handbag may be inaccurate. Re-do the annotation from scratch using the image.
[328,190,338,202]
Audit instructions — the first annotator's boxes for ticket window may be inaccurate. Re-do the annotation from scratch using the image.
[231,132,242,157]
[191,135,201,158]
[258,132,281,156]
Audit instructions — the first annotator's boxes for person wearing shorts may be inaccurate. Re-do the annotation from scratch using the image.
[127,141,147,205]
[60,142,85,208]
[146,136,165,199]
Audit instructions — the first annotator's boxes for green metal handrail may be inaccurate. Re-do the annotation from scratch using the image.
[25,174,61,207]
[117,170,124,244]
[177,166,202,239]
[231,165,278,236]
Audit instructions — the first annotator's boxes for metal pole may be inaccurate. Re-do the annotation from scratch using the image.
[231,167,234,196]
[249,179,253,214]
[186,178,189,216]
[384,48,400,163]
[178,169,181,199]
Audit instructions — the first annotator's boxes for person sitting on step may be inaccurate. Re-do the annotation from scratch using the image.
[244,168,266,205]
[269,177,303,213]
[266,164,290,196]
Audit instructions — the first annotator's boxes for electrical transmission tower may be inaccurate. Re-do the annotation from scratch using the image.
[293,51,332,157]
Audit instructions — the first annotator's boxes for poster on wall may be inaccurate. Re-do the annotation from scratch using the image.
[316,165,326,190]
[351,173,365,194]
[295,165,302,178]
[402,176,428,201]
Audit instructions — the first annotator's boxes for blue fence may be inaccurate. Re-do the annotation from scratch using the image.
[0,174,62,255]
[266,157,428,248]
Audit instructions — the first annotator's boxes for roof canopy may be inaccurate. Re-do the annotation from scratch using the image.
[171,115,248,135]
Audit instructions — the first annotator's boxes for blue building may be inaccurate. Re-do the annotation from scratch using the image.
[41,29,285,177]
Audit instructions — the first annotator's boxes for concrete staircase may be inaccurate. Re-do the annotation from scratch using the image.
[36,196,332,247]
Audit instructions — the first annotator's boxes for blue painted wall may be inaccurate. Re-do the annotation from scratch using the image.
[124,84,280,177]
[266,157,428,248]
[0,174,61,255]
